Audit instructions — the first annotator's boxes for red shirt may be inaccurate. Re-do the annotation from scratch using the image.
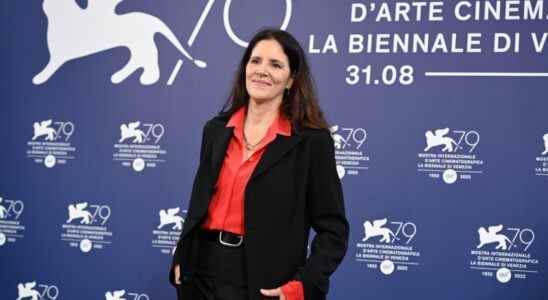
[201,105,291,234]
[201,106,303,299]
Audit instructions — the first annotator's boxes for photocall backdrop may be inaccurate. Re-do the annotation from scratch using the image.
[1,0,547,299]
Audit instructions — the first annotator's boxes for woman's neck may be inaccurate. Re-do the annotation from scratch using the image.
[246,97,281,127]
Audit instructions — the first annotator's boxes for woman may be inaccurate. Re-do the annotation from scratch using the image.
[169,28,349,300]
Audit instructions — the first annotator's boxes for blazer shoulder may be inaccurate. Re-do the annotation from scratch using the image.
[201,112,230,137]
[300,127,332,141]
[207,111,230,127]
[299,127,335,160]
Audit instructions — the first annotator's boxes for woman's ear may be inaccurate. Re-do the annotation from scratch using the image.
[286,77,294,89]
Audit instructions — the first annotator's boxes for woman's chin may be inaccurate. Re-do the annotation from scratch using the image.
[248,93,277,103]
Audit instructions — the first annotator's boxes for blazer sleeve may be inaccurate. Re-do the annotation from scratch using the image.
[293,130,349,299]
[169,121,210,286]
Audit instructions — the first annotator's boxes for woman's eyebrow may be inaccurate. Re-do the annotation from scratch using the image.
[250,55,286,65]
[269,58,285,65]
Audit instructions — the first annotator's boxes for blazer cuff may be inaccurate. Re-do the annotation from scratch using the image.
[291,268,327,300]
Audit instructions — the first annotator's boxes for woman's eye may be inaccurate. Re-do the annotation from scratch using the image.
[273,63,282,68]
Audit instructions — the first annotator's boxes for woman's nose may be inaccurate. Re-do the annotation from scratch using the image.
[256,69,268,77]
[256,63,269,77]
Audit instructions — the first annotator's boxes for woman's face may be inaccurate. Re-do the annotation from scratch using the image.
[245,39,294,104]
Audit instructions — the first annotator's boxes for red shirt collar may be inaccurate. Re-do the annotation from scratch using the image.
[226,106,292,137]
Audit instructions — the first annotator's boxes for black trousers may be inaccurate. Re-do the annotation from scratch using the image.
[177,230,249,300]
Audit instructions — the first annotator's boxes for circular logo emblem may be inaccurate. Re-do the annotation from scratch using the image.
[442,169,457,184]
[496,267,512,283]
[44,154,56,168]
[0,232,6,246]
[380,259,395,275]
[80,238,92,253]
[132,158,145,172]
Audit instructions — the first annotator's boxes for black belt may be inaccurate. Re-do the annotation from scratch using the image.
[200,229,244,247]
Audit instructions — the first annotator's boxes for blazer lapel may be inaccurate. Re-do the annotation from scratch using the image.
[250,133,303,181]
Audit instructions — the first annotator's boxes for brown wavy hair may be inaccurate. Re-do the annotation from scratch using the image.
[220,28,329,132]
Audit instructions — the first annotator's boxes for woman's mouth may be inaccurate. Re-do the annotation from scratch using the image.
[252,79,272,87]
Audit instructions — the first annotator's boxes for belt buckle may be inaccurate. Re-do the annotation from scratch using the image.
[218,231,243,247]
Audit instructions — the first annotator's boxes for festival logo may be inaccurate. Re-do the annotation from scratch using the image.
[33,0,206,85]
[534,133,548,177]
[16,281,59,300]
[417,127,484,184]
[0,196,25,246]
[112,121,167,172]
[152,207,185,255]
[26,119,77,168]
[329,125,370,179]
[105,289,149,300]
[469,224,540,283]
[223,0,292,47]
[355,217,421,275]
[33,0,293,85]
[60,202,113,253]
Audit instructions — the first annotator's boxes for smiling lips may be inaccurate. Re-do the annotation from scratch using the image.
[251,79,272,87]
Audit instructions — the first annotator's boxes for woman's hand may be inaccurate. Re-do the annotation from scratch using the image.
[174,264,181,285]
[260,287,286,300]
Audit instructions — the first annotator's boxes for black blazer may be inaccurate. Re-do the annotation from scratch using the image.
[170,112,349,300]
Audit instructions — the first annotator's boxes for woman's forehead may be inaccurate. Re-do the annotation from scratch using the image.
[250,40,288,62]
